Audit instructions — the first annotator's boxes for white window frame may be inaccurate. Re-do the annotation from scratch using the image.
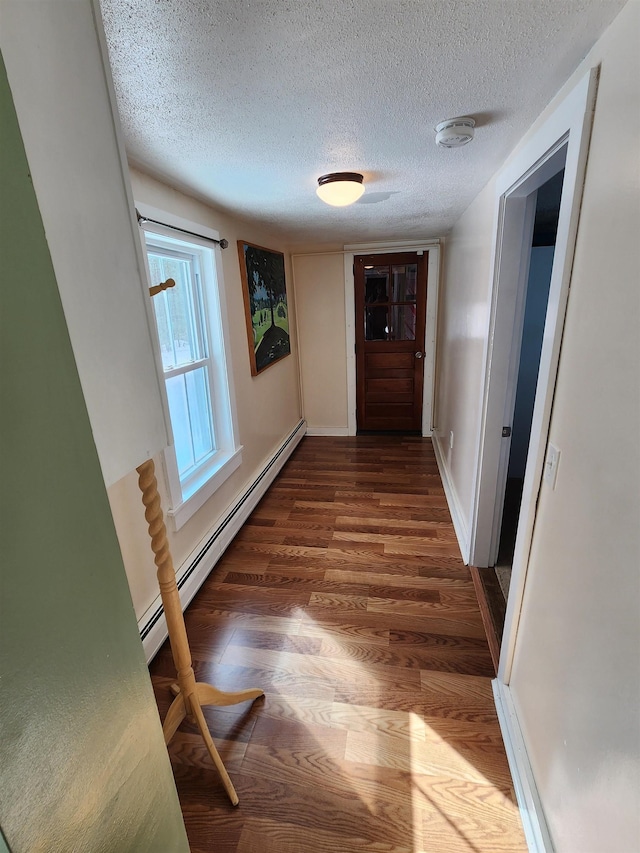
[138,204,242,529]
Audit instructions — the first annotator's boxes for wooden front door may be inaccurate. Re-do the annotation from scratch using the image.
[355,252,428,432]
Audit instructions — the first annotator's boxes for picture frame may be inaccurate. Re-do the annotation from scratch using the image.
[237,241,291,375]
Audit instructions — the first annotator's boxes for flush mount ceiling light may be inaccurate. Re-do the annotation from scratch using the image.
[316,172,365,206]
[435,117,475,148]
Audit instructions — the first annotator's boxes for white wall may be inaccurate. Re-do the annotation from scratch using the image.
[108,169,302,619]
[0,1,168,487]
[292,253,349,432]
[509,4,640,849]
[434,187,497,545]
[435,2,640,849]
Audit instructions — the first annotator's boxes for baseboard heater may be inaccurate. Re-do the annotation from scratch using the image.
[138,418,306,661]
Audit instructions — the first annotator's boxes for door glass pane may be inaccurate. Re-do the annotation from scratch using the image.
[364,268,389,303]
[148,252,200,370]
[365,305,388,341]
[391,264,418,302]
[389,305,416,340]
[185,367,215,463]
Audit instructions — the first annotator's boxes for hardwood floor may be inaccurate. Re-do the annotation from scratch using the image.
[149,436,527,852]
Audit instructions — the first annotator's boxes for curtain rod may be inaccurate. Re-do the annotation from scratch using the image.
[136,209,229,249]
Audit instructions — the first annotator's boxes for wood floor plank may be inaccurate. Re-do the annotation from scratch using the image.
[189,661,336,700]
[298,502,447,521]
[307,590,369,611]
[389,628,489,650]
[419,779,525,853]
[298,607,488,640]
[221,571,371,597]
[251,694,335,728]
[314,636,494,676]
[344,727,515,788]
[228,627,323,656]
[215,550,273,570]
[376,492,451,507]
[366,595,484,618]
[236,817,414,853]
[336,514,456,533]
[169,730,249,772]
[271,518,343,532]
[183,607,302,636]
[249,715,348,760]
[264,565,328,580]
[383,541,463,556]
[229,772,416,848]
[297,619,391,646]
[324,568,473,590]
[149,435,526,852]
[326,539,388,553]
[333,528,443,543]
[218,644,423,691]
[329,701,426,742]
[231,541,327,560]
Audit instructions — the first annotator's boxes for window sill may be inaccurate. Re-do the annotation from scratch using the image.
[167,446,243,530]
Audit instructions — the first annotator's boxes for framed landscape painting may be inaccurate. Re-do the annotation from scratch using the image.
[238,241,291,375]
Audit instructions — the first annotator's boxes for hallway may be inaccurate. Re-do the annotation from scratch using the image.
[149,435,527,852]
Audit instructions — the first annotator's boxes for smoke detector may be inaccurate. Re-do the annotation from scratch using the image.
[435,117,475,148]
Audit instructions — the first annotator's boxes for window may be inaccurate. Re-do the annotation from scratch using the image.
[141,212,241,528]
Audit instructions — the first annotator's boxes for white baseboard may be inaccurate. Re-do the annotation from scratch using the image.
[139,418,307,661]
[431,432,471,564]
[492,680,554,853]
[305,426,350,436]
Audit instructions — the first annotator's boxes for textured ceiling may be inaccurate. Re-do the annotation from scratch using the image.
[100,0,626,246]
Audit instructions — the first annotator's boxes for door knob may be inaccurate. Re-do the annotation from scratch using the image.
[414,351,424,359]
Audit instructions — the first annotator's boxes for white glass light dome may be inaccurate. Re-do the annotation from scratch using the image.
[316,172,365,206]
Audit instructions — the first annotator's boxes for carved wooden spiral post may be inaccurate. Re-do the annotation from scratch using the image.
[137,458,195,709]
[136,458,263,806]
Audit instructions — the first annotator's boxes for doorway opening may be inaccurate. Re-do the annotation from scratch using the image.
[493,170,564,619]
[466,67,598,683]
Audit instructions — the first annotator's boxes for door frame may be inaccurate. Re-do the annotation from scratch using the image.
[486,152,567,567]
[343,240,440,436]
[465,68,599,682]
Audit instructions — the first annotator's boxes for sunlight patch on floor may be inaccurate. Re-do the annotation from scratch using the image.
[229,609,523,851]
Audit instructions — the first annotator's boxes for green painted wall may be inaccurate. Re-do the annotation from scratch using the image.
[0,54,189,853]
